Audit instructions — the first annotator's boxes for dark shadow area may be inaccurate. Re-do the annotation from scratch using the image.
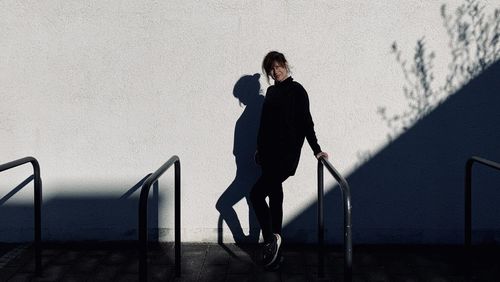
[286,1,500,244]
[0,175,161,242]
[0,241,177,281]
[120,174,151,199]
[121,175,160,240]
[7,242,500,280]
[284,60,500,244]
[216,74,264,247]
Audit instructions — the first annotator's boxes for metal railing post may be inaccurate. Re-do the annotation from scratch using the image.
[32,160,42,276]
[0,157,42,276]
[465,159,473,248]
[317,160,324,277]
[138,156,181,282]
[174,160,181,276]
[317,157,352,281]
[464,156,500,248]
[343,178,353,279]
[138,179,149,282]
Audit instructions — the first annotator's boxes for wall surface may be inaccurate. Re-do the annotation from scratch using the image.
[1,0,499,244]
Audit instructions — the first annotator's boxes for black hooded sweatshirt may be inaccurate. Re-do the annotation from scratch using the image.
[257,76,322,176]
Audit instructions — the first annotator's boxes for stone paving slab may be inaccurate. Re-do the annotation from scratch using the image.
[1,242,500,281]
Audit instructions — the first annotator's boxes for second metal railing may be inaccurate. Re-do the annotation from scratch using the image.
[465,156,500,247]
[317,156,352,280]
[138,155,181,281]
[0,156,42,276]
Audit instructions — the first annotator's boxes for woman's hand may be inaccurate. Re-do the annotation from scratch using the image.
[316,151,329,160]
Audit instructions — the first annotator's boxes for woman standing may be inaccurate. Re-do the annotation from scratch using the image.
[250,51,328,268]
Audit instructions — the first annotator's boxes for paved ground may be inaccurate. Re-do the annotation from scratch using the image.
[0,242,499,281]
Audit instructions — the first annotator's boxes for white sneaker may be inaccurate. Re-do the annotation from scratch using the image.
[262,233,281,267]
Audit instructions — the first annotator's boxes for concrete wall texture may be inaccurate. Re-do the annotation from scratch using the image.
[1,1,500,244]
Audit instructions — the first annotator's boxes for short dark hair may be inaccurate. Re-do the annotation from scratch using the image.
[262,51,289,82]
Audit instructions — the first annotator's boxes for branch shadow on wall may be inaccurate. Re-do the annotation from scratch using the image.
[283,60,500,244]
[216,74,264,248]
[0,175,162,242]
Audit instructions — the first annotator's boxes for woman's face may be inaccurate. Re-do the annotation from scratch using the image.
[270,61,287,82]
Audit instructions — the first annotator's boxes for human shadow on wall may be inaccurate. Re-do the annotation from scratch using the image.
[216,74,264,246]
[283,60,500,244]
[0,175,161,242]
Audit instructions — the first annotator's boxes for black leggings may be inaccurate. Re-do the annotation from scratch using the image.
[250,171,289,243]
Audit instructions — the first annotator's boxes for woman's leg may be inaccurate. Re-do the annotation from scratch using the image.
[268,181,284,236]
[250,172,287,243]
[250,174,273,243]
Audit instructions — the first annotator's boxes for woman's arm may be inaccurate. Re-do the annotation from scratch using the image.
[296,86,322,155]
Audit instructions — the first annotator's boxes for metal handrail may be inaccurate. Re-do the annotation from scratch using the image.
[465,156,500,247]
[0,156,42,276]
[318,156,352,280]
[138,155,181,281]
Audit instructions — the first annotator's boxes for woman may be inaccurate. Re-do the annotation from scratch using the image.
[250,51,328,268]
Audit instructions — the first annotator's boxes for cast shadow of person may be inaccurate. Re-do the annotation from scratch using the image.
[216,74,264,246]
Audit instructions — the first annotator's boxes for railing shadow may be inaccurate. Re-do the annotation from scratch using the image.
[121,174,159,241]
[0,177,161,242]
[0,175,34,206]
[0,169,170,279]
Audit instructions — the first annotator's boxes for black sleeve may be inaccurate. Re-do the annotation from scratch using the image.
[297,86,322,155]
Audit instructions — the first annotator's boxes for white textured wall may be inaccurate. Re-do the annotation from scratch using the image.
[1,1,499,243]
